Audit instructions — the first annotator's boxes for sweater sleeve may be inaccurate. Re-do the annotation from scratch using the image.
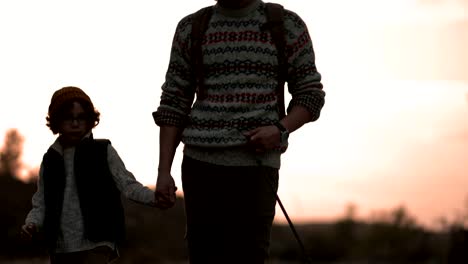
[153,15,196,127]
[25,164,45,227]
[284,10,325,121]
[107,144,157,206]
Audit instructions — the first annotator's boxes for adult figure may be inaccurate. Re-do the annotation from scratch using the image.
[153,0,325,263]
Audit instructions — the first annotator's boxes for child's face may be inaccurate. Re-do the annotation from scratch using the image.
[58,101,90,145]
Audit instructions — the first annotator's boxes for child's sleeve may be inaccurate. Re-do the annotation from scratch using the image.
[107,144,157,206]
[25,164,46,227]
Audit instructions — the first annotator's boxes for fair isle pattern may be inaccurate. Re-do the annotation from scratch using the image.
[154,0,325,149]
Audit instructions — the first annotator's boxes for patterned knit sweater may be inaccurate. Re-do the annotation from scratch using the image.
[153,0,325,168]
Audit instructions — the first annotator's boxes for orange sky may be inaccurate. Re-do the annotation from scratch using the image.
[1,0,467,229]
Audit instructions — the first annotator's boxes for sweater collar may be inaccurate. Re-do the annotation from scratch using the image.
[51,131,92,154]
[214,0,261,18]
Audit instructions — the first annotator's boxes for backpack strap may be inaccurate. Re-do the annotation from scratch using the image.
[264,3,287,119]
[190,6,213,100]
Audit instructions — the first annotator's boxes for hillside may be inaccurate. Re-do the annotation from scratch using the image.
[1,174,467,263]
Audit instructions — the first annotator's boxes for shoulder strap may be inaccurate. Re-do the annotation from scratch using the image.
[265,3,287,119]
[190,6,213,100]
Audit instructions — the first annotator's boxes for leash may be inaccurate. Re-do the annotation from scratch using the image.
[249,134,312,263]
[264,168,312,264]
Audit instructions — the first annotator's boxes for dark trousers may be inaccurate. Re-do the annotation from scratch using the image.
[49,246,114,264]
[182,156,279,264]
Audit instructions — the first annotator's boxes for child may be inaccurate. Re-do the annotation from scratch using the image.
[21,86,160,264]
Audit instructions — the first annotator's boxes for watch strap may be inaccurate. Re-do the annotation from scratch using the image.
[274,121,287,133]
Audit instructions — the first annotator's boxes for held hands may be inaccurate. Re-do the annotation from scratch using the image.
[21,223,39,241]
[244,125,281,152]
[154,171,177,209]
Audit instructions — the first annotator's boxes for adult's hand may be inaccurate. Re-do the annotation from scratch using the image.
[244,125,280,152]
[155,171,177,209]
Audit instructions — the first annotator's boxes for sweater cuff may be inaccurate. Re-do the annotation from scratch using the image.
[152,109,187,127]
[288,93,325,121]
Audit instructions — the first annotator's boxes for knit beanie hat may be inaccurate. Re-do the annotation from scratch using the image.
[48,86,94,117]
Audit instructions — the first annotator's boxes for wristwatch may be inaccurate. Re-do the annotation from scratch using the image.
[274,121,289,143]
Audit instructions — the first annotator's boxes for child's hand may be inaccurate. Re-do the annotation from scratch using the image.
[155,172,178,209]
[21,223,38,241]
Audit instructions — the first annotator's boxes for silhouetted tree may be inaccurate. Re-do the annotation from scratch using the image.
[0,129,45,260]
[0,128,24,178]
[447,195,468,263]
[333,203,359,258]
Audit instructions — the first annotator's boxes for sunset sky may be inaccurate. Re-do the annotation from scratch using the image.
[1,0,467,229]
